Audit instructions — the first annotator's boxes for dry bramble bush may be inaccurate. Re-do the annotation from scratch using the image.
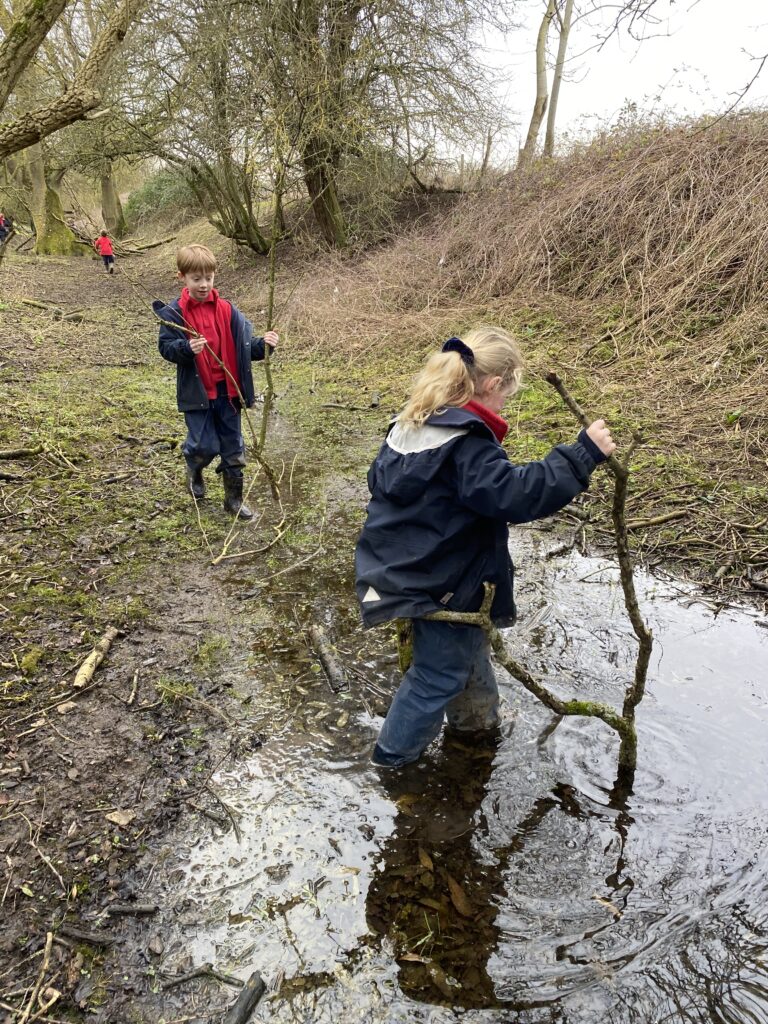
[286,113,768,599]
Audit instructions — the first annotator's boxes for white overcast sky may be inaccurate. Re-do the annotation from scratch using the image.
[484,0,768,155]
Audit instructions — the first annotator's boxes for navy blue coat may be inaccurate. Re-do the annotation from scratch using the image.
[355,407,604,628]
[154,298,266,411]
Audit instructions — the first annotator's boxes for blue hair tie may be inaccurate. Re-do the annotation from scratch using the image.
[442,336,475,366]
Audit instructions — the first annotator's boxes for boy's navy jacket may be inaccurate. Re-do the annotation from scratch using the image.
[355,406,603,628]
[153,298,266,411]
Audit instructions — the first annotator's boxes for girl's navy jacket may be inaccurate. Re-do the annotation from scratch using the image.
[154,298,266,411]
[354,406,604,628]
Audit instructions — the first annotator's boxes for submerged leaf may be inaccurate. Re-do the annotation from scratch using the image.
[446,874,473,917]
[418,847,433,871]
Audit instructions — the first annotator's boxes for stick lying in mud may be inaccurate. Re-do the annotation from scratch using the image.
[106,902,159,916]
[162,961,244,990]
[58,923,116,946]
[0,445,42,460]
[308,624,348,693]
[223,969,266,1024]
[73,626,120,689]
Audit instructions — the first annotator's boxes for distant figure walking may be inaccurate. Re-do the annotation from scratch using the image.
[93,230,115,274]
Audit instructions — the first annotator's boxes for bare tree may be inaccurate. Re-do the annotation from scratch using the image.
[519,0,676,167]
[518,0,556,168]
[543,0,574,157]
[0,0,145,160]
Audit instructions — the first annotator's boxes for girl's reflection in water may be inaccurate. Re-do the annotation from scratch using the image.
[366,737,634,1010]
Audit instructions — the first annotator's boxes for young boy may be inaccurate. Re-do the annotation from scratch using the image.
[154,244,279,519]
[93,230,115,273]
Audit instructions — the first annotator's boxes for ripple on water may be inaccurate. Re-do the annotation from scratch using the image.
[483,549,768,1022]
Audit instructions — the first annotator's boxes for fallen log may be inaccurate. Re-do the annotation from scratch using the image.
[133,234,177,252]
[73,626,120,689]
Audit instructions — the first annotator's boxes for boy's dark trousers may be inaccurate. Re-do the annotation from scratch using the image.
[102,255,114,273]
[182,382,247,511]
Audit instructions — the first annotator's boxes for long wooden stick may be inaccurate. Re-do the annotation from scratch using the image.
[258,162,284,455]
[73,626,120,689]
[427,585,630,740]
[545,372,653,753]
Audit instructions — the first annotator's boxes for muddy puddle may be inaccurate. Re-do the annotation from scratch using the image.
[132,528,768,1023]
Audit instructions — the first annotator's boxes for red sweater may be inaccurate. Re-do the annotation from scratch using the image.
[94,236,113,256]
[178,288,240,400]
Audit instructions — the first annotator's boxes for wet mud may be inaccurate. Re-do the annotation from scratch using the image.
[109,530,768,1023]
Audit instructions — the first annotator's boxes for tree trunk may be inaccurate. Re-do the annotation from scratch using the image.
[302,144,347,247]
[0,0,70,113]
[28,145,86,255]
[478,129,494,184]
[101,164,126,237]
[543,0,574,158]
[518,0,556,169]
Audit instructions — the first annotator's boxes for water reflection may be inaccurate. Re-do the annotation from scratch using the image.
[366,736,508,1007]
[366,735,638,1010]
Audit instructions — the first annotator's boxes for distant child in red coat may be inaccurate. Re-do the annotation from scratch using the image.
[93,231,114,274]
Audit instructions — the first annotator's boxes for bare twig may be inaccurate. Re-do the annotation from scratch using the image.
[162,962,244,990]
[18,931,53,1024]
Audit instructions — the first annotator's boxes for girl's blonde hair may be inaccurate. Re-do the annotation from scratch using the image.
[399,325,523,429]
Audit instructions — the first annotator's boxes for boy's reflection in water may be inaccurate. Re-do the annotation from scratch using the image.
[366,737,635,1009]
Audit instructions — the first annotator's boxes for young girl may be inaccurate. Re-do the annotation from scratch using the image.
[355,326,615,768]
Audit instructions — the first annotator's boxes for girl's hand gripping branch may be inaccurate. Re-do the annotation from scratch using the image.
[586,419,616,457]
[263,330,279,349]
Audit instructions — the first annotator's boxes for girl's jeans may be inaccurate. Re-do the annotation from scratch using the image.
[374,619,500,767]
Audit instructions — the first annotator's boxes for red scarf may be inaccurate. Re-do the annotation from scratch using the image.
[178,288,240,400]
[463,399,509,443]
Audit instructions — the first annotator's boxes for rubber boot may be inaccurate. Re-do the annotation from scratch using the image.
[186,463,205,500]
[222,472,253,520]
